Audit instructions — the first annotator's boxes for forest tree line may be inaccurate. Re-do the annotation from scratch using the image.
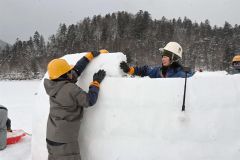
[0,10,240,79]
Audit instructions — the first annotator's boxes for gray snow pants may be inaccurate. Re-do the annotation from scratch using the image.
[47,141,81,160]
[0,106,8,150]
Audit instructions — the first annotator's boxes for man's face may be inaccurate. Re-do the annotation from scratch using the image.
[233,61,240,70]
[162,56,171,67]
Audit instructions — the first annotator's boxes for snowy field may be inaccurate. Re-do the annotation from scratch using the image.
[0,80,40,160]
[32,52,240,160]
[0,53,239,160]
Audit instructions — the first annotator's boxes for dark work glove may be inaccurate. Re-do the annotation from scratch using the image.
[93,69,106,83]
[120,61,130,73]
[91,51,100,57]
[6,118,12,132]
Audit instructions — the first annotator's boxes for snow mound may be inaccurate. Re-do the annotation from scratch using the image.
[32,52,126,160]
[0,80,39,160]
[0,135,31,160]
[193,71,228,77]
[33,52,240,160]
[46,52,126,90]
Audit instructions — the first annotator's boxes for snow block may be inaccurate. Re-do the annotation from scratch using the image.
[32,52,126,160]
[33,53,240,160]
[54,52,126,91]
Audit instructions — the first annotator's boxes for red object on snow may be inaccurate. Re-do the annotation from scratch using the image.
[7,130,26,145]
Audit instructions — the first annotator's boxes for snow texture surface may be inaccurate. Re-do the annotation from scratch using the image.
[29,52,240,160]
[0,80,39,160]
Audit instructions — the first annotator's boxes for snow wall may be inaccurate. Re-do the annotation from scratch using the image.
[33,52,240,160]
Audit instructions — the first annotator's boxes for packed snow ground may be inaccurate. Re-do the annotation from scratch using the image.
[32,52,240,160]
[0,80,40,160]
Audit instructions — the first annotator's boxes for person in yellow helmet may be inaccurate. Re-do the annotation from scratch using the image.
[44,49,108,160]
[229,54,240,74]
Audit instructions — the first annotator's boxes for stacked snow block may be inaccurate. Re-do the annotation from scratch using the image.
[32,52,127,160]
[0,105,8,150]
[33,52,240,160]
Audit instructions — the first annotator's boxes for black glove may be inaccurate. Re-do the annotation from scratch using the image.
[91,51,100,57]
[120,61,130,73]
[6,118,12,132]
[93,69,106,83]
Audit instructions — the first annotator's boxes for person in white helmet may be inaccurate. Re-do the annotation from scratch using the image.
[120,42,194,78]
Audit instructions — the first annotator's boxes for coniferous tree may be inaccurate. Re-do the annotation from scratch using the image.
[1,10,240,79]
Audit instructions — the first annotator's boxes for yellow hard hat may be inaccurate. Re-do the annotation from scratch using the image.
[47,59,74,80]
[99,49,109,54]
[232,55,240,63]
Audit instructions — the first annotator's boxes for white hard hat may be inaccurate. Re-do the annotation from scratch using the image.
[159,42,183,59]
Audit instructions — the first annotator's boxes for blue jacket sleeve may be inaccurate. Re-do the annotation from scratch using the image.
[186,71,194,77]
[73,57,90,76]
[133,66,160,78]
[87,86,99,106]
[174,69,195,78]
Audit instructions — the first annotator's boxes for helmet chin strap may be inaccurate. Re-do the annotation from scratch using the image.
[170,54,177,64]
[170,53,180,64]
[170,54,174,64]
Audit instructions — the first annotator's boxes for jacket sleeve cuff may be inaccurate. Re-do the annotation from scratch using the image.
[128,67,135,75]
[99,49,109,54]
[90,81,100,88]
[85,52,94,61]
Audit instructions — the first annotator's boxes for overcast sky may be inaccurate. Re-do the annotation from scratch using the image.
[0,0,239,44]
